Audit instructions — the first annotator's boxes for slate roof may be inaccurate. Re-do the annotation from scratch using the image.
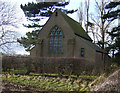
[58,9,92,41]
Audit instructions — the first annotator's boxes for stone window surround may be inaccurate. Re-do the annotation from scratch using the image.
[48,25,64,54]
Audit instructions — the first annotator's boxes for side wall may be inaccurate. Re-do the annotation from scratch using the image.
[31,10,76,57]
[74,36,96,62]
[30,10,104,71]
[30,10,96,60]
[95,52,104,73]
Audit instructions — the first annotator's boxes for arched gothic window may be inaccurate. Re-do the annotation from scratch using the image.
[49,26,63,54]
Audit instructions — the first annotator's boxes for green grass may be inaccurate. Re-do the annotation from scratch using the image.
[2,69,27,74]
[30,72,58,76]
[79,75,97,79]
[2,69,97,82]
[2,73,97,91]
[30,73,97,80]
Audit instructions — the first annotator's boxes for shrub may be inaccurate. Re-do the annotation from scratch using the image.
[2,56,103,75]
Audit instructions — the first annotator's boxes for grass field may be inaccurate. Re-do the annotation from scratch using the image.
[2,73,100,92]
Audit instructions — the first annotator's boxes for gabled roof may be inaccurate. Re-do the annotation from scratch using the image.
[80,37,105,53]
[57,10,105,53]
[57,9,92,41]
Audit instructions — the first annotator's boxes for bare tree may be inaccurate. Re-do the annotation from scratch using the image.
[77,0,114,50]
[0,1,23,53]
[77,0,90,33]
[90,0,113,49]
[85,0,90,33]
[77,2,83,26]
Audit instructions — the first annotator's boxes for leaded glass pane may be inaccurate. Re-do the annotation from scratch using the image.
[58,46,62,53]
[55,27,58,30]
[81,48,85,57]
[57,28,60,32]
[50,32,54,36]
[55,31,58,36]
[54,45,57,53]
[52,28,56,32]
[49,46,53,53]
[49,37,53,44]
[49,26,63,54]
[60,31,62,36]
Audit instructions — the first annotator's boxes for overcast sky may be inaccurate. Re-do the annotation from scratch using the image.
[1,0,105,55]
[1,0,96,55]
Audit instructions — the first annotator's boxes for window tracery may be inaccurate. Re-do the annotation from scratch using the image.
[49,26,63,54]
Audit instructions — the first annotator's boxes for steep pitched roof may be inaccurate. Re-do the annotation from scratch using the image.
[57,10,105,53]
[80,37,105,53]
[57,9,92,41]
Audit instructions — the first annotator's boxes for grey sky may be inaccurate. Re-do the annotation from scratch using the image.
[1,0,98,55]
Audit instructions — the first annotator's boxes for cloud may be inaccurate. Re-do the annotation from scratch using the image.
[15,50,30,55]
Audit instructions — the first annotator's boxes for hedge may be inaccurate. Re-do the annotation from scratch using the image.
[2,56,102,75]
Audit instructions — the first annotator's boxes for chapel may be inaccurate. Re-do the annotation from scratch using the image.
[30,9,106,67]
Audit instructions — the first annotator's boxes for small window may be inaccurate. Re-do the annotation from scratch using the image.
[81,48,85,57]
[55,12,58,16]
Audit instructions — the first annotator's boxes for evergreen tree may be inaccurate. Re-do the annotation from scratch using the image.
[103,1,120,64]
[18,1,77,51]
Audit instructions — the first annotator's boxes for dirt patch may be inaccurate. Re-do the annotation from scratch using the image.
[1,80,44,93]
[93,69,120,92]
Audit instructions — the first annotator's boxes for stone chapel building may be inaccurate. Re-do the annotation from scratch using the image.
[30,9,106,67]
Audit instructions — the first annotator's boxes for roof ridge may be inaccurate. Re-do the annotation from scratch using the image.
[80,37,105,53]
[57,9,92,41]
